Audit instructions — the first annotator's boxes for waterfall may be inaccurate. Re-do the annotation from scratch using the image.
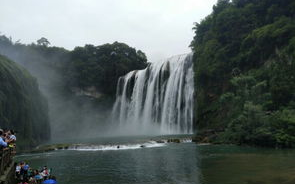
[111,53,194,135]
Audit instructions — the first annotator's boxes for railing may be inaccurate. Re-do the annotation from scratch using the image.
[0,147,13,175]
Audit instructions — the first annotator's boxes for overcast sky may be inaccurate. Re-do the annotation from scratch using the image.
[0,0,217,62]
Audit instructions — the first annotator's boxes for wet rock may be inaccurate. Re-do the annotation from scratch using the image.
[167,139,181,143]
[24,143,72,154]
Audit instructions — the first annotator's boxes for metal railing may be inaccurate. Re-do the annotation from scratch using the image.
[0,147,13,175]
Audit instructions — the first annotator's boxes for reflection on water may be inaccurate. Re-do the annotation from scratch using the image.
[199,145,295,184]
[16,140,295,184]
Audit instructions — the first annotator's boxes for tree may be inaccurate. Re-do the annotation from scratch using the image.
[66,42,147,94]
[37,37,50,47]
[192,0,295,147]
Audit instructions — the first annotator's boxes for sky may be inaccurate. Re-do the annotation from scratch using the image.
[0,0,217,62]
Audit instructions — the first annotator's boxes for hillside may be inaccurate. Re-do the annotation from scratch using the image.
[192,0,295,147]
[0,36,148,139]
[0,55,50,149]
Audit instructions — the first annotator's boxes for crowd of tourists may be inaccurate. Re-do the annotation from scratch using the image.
[0,129,17,148]
[0,128,56,184]
[15,163,56,184]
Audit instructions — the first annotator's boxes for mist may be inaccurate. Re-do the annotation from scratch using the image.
[0,39,114,140]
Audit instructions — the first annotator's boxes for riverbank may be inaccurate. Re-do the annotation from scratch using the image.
[193,127,295,149]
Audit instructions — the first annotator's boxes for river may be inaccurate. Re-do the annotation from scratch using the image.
[15,136,295,184]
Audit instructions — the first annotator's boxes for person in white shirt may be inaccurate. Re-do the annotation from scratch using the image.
[8,130,16,142]
[15,163,21,179]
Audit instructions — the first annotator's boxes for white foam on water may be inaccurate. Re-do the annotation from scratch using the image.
[68,141,166,151]
[182,138,193,143]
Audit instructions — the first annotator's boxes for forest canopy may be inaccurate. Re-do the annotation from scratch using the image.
[191,0,295,147]
[66,42,147,94]
[0,35,147,96]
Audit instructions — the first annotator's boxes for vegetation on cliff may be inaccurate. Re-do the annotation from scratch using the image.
[0,55,50,149]
[66,42,147,95]
[0,35,148,139]
[191,0,295,147]
[0,35,147,97]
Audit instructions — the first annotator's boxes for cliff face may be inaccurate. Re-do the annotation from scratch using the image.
[191,0,295,147]
[0,55,50,149]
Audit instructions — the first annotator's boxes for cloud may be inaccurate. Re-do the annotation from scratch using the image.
[0,0,216,61]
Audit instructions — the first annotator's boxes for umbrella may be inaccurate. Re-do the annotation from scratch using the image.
[42,179,57,184]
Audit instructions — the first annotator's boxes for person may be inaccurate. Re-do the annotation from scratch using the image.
[41,166,49,180]
[48,168,52,176]
[15,163,21,179]
[27,169,34,184]
[28,176,36,184]
[34,170,43,184]
[0,129,12,147]
[23,162,30,182]
[8,130,16,142]
[19,162,25,183]
[28,168,34,178]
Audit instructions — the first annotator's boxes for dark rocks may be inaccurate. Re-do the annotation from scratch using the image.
[21,144,72,154]
[167,139,181,143]
[192,128,225,144]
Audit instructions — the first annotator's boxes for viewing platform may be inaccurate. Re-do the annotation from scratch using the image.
[0,148,15,184]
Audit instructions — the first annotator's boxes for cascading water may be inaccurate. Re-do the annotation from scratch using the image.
[111,53,194,134]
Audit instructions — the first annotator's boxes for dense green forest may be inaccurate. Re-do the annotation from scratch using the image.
[0,35,147,139]
[66,42,147,95]
[192,0,295,147]
[0,55,50,149]
[0,36,147,96]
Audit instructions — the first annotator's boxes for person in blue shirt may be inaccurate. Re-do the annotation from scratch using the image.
[0,129,11,147]
[23,162,30,183]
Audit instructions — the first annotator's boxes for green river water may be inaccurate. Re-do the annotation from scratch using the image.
[15,136,295,184]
